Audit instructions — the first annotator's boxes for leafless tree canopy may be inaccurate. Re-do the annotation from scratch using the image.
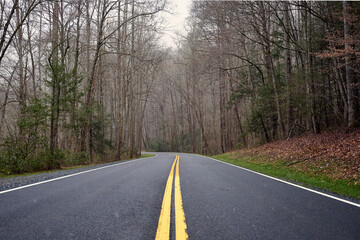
[145,1,360,154]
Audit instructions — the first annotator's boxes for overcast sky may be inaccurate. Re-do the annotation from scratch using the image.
[159,0,192,48]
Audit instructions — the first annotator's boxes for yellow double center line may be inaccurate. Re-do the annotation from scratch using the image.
[155,155,188,240]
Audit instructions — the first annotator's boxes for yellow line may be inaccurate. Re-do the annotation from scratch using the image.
[155,155,188,240]
[155,156,177,240]
[174,155,188,240]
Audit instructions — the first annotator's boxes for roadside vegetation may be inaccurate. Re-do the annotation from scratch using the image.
[140,154,156,159]
[0,0,165,175]
[212,129,360,200]
[0,154,155,178]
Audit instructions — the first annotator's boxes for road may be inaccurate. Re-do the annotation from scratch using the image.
[0,153,359,239]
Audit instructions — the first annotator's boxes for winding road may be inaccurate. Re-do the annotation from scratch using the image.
[0,153,359,239]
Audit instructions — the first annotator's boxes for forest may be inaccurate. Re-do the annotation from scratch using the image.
[0,0,359,174]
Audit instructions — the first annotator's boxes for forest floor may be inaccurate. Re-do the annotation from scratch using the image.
[213,128,360,200]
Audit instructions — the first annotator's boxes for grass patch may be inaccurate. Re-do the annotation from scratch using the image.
[0,169,65,179]
[140,154,155,158]
[0,163,105,179]
[0,153,156,179]
[212,153,360,200]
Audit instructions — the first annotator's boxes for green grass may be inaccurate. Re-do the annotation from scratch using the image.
[0,169,66,179]
[0,154,156,179]
[212,153,360,200]
[140,154,156,158]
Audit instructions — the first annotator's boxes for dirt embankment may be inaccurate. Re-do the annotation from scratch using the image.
[233,128,360,184]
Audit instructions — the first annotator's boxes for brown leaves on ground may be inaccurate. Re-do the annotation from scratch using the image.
[233,128,360,184]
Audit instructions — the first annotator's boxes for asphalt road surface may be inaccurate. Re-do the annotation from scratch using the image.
[0,153,359,239]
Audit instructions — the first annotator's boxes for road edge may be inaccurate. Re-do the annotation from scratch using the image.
[0,155,158,195]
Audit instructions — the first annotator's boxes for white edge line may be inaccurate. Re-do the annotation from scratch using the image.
[0,154,158,195]
[197,154,360,208]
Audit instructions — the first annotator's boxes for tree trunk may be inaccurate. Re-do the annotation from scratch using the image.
[49,1,59,165]
[343,1,358,129]
[16,4,26,113]
[284,1,293,135]
[128,0,136,158]
[117,0,129,159]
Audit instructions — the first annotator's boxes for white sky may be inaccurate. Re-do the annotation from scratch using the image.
[159,0,192,49]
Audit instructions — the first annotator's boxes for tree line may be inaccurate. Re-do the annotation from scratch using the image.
[0,0,166,174]
[1,1,359,174]
[144,1,360,154]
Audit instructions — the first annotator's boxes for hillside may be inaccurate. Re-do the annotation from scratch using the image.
[229,128,360,185]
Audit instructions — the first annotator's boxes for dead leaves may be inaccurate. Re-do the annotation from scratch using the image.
[234,128,360,184]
